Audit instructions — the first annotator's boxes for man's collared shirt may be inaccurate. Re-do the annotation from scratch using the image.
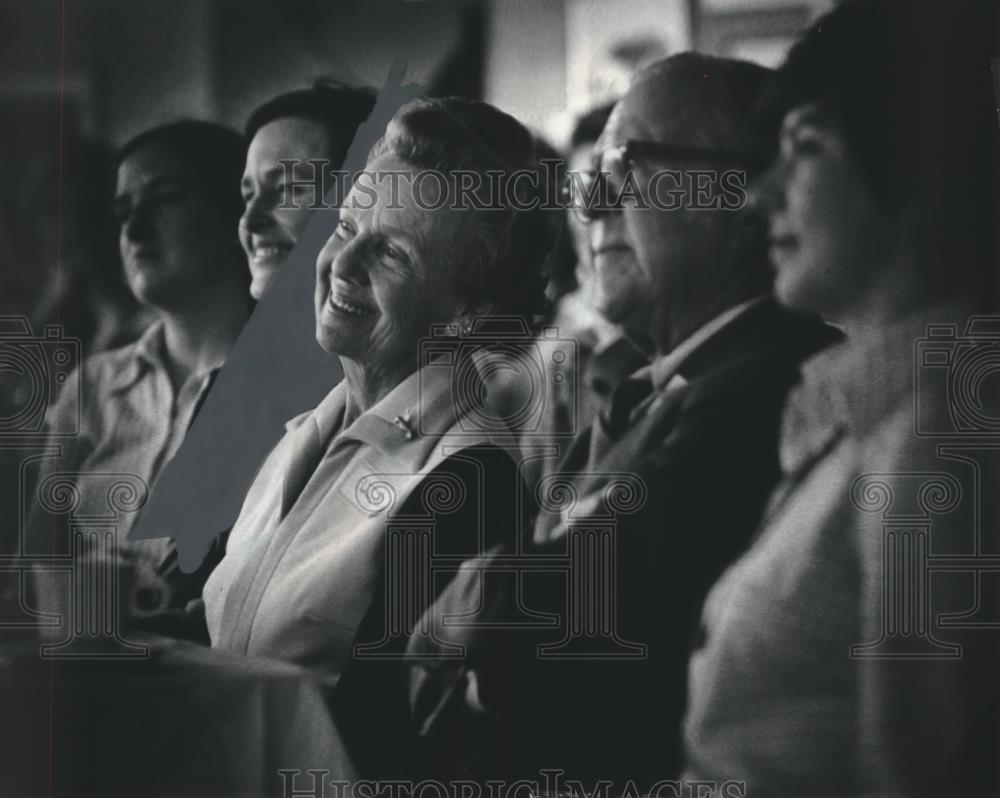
[596,296,768,444]
[649,296,768,393]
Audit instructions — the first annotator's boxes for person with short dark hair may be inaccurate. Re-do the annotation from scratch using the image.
[683,2,1000,795]
[240,80,375,299]
[30,120,252,618]
[25,136,152,354]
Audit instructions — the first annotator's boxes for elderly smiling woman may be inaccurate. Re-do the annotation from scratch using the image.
[201,97,549,776]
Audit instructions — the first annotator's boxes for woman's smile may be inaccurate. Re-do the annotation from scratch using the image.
[326,288,376,318]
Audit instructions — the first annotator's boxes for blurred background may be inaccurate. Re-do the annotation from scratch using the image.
[0,0,836,338]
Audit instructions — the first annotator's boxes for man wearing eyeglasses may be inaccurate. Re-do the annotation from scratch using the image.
[407,53,838,789]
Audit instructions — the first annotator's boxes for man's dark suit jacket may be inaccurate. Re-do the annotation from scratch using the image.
[407,299,838,790]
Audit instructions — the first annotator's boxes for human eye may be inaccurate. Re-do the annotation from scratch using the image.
[789,128,822,157]
[378,240,409,265]
[781,115,825,160]
[275,181,311,198]
[150,183,189,208]
[240,174,254,201]
[334,218,356,240]
[113,198,131,224]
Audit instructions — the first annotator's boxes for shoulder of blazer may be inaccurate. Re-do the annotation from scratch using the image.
[679,300,840,385]
[618,308,838,468]
[675,303,840,411]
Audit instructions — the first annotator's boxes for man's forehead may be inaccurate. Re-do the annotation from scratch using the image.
[601,90,661,147]
[603,71,741,149]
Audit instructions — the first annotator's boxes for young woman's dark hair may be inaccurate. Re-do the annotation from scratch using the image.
[245,79,375,167]
[117,119,247,229]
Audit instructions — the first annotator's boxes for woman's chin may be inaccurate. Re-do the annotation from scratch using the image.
[249,263,280,300]
[774,266,831,317]
[315,305,373,356]
[315,324,348,356]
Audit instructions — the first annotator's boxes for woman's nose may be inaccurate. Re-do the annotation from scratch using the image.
[329,241,369,285]
[241,194,273,234]
[122,203,154,242]
[317,235,367,286]
[749,160,788,213]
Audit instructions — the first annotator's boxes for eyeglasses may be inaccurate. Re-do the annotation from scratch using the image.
[562,139,764,222]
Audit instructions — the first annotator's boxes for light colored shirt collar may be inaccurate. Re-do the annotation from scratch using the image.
[308,365,430,446]
[108,320,224,397]
[293,360,482,459]
[109,321,166,393]
[645,296,768,391]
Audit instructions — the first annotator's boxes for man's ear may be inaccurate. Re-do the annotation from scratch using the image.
[457,302,497,332]
[781,101,845,159]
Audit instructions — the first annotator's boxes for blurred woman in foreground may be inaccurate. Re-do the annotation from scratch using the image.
[683,2,1000,795]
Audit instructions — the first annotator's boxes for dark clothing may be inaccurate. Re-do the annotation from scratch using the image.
[333,444,531,780]
[407,299,839,790]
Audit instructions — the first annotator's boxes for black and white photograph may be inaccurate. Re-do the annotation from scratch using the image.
[1,0,999,796]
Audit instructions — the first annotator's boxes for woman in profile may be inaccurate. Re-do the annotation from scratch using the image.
[29,121,251,621]
[683,2,1000,795]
